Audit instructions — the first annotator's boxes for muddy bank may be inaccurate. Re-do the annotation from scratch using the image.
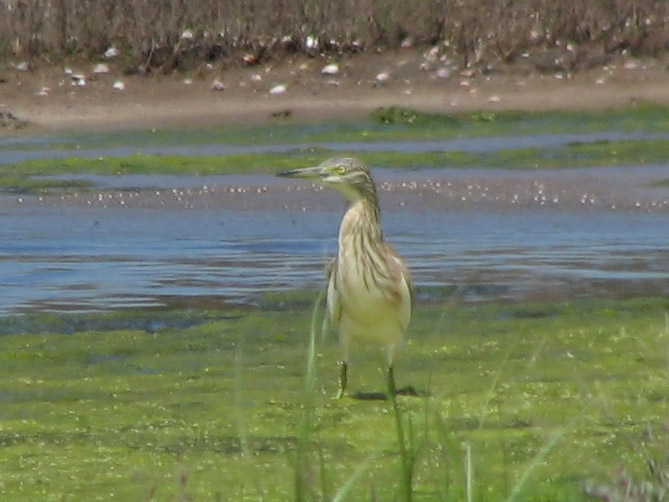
[2,165,667,213]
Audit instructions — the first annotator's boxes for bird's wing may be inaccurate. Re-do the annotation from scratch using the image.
[325,257,342,326]
[384,242,413,330]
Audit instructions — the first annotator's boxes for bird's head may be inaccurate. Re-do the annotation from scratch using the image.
[277,157,377,203]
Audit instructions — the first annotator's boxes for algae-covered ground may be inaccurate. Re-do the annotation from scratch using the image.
[6,102,669,151]
[1,296,667,501]
[1,103,668,501]
[2,103,669,194]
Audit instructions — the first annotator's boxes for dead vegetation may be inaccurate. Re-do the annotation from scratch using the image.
[0,0,667,73]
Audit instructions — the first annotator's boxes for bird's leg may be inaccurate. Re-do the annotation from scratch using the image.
[387,365,397,397]
[336,360,348,399]
[336,333,350,399]
[385,344,398,397]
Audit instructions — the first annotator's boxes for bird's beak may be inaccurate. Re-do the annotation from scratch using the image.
[276,165,323,179]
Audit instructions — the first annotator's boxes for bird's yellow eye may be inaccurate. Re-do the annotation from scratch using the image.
[332,166,346,175]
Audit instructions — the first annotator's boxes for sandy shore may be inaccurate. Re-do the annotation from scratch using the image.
[2,50,669,132]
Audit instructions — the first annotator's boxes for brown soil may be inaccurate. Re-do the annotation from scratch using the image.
[2,50,669,133]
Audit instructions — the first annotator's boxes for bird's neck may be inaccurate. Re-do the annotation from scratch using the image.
[340,199,383,243]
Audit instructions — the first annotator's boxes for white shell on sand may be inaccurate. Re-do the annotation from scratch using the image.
[93,63,110,74]
[321,63,339,75]
[269,84,287,94]
[211,79,226,91]
[104,46,120,59]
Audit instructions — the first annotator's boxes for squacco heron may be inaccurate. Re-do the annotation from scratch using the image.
[278,157,413,398]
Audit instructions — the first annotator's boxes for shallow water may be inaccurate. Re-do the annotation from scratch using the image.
[1,128,668,315]
[2,200,667,315]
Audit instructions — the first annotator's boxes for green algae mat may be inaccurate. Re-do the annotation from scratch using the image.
[1,297,667,501]
[3,102,669,196]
